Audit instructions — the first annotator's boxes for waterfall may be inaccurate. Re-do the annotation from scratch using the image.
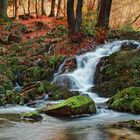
[52,40,140,103]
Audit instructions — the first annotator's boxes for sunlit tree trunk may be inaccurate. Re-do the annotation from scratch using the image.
[64,0,66,17]
[28,0,31,15]
[0,0,8,18]
[15,0,19,20]
[57,0,62,17]
[49,0,55,17]
[41,0,46,15]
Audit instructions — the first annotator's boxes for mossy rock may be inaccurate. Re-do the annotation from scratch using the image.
[107,87,140,114]
[5,90,21,104]
[22,112,43,122]
[113,120,140,130]
[42,95,96,117]
[94,48,140,97]
[38,81,79,100]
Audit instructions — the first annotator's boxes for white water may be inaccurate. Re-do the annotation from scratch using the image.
[53,40,140,103]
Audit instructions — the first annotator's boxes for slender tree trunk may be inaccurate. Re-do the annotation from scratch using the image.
[64,0,66,17]
[49,0,55,17]
[15,0,20,20]
[35,0,38,18]
[67,0,75,34]
[57,0,62,17]
[28,0,31,15]
[0,0,8,18]
[75,0,83,32]
[105,0,112,27]
[41,0,46,15]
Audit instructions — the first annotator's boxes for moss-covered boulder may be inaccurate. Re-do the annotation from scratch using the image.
[22,112,43,122]
[107,87,140,114]
[94,48,140,97]
[42,95,96,117]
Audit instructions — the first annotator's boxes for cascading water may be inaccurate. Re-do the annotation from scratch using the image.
[53,40,140,104]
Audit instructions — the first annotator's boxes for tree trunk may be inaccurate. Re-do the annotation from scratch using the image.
[96,0,112,28]
[75,0,83,32]
[57,0,62,17]
[64,0,66,17]
[95,0,112,44]
[41,0,46,15]
[67,0,75,34]
[35,0,38,18]
[105,0,112,27]
[49,0,55,17]
[28,0,31,15]
[0,0,8,18]
[15,0,20,20]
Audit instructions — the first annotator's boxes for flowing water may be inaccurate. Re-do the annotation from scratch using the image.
[0,40,140,140]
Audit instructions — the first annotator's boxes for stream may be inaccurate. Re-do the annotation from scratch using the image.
[0,40,140,140]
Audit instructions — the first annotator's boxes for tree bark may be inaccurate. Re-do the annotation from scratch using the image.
[96,0,112,28]
[75,0,83,32]
[95,0,112,44]
[41,0,46,15]
[67,0,75,34]
[15,0,20,20]
[0,0,8,18]
[35,0,39,18]
[28,0,31,15]
[49,0,56,17]
[57,0,62,17]
[64,0,66,17]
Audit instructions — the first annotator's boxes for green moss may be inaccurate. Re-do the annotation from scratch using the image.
[50,95,95,109]
[22,112,39,118]
[131,98,140,114]
[22,112,43,122]
[0,64,14,80]
[108,87,140,114]
[38,81,48,93]
[0,86,6,94]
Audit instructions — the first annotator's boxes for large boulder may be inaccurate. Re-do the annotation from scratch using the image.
[93,48,140,97]
[42,95,96,117]
[107,87,140,114]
